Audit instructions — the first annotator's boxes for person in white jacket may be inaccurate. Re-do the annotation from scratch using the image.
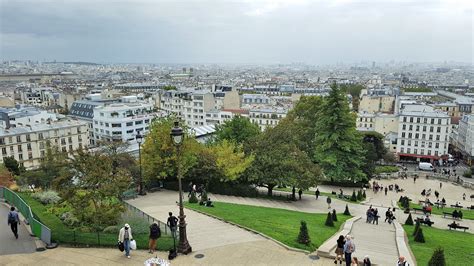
[118,223,133,258]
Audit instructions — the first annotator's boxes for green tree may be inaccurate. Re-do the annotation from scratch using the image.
[325,212,334,227]
[428,248,446,266]
[53,149,131,229]
[340,84,365,111]
[332,209,338,222]
[214,116,260,145]
[414,227,425,243]
[405,213,414,226]
[344,204,351,215]
[297,220,311,245]
[413,220,421,236]
[4,156,21,176]
[351,190,357,201]
[211,140,253,182]
[314,84,366,182]
[162,85,177,91]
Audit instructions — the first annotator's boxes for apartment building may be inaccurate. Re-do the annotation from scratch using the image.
[396,104,451,162]
[357,112,399,136]
[249,108,287,131]
[359,94,395,114]
[92,99,157,143]
[452,114,474,165]
[0,107,58,129]
[0,120,89,169]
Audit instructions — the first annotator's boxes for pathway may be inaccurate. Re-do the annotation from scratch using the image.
[0,204,37,255]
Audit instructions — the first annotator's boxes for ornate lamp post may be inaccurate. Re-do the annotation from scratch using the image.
[170,121,192,254]
[136,132,146,196]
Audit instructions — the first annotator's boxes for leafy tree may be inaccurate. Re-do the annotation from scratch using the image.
[214,116,260,146]
[211,140,253,182]
[325,212,334,227]
[185,147,222,186]
[344,204,351,215]
[297,221,311,245]
[53,149,131,229]
[4,156,21,176]
[428,248,446,266]
[414,227,425,243]
[405,213,414,226]
[340,84,365,111]
[142,117,200,183]
[332,209,338,222]
[162,85,177,91]
[313,84,366,183]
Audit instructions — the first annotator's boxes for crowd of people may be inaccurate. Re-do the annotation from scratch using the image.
[365,205,379,225]
[385,208,396,224]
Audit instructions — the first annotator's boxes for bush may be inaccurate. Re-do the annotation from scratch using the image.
[356,190,363,201]
[405,213,414,226]
[463,170,472,178]
[362,190,366,199]
[103,225,120,234]
[189,191,199,203]
[428,247,446,266]
[31,190,61,205]
[350,191,357,202]
[332,209,338,222]
[344,204,351,216]
[325,212,334,227]
[414,227,425,243]
[297,220,310,245]
[60,211,80,227]
[413,220,421,236]
[374,165,399,174]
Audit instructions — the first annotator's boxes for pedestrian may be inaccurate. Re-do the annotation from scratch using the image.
[327,196,332,209]
[148,222,161,254]
[463,193,466,200]
[188,182,193,197]
[396,256,410,266]
[118,223,133,258]
[384,208,390,223]
[384,187,388,195]
[343,235,355,266]
[7,206,20,239]
[434,190,439,199]
[334,235,345,264]
[298,189,303,200]
[413,176,416,183]
[440,182,442,189]
[315,188,320,200]
[351,257,359,266]
[373,208,379,225]
[363,255,372,266]
[167,212,178,238]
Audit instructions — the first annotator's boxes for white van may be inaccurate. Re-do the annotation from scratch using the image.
[418,162,434,171]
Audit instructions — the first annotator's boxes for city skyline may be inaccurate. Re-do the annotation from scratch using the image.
[0,0,472,64]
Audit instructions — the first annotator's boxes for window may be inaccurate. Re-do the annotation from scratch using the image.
[431,118,434,124]
[403,117,407,122]
[39,133,44,140]
[401,147,404,153]
[1,147,6,155]
[410,117,413,123]
[126,130,134,133]
[39,142,45,149]
[28,153,33,160]
[61,138,66,145]
[437,127,441,133]
[0,138,4,145]
[112,123,121,128]
[69,145,73,151]
[407,140,411,145]
[401,140,405,145]
[414,141,418,147]
[68,137,72,143]
[415,133,419,138]
[414,149,417,154]
[422,126,426,132]
[26,134,31,141]
[18,154,23,160]
[407,148,411,153]
[17,145,22,152]
[408,133,412,138]
[402,132,405,138]
[430,126,434,132]
[135,120,143,125]
[16,136,21,142]
[436,135,440,141]
[438,119,441,124]
[126,122,133,127]
[144,119,150,124]
[402,124,406,130]
[435,143,439,148]
[105,123,109,127]
[27,144,32,151]
[416,118,420,123]
[416,125,419,131]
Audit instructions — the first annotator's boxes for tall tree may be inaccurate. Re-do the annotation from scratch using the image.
[341,84,365,111]
[214,116,261,145]
[211,140,254,182]
[3,156,21,176]
[314,84,366,182]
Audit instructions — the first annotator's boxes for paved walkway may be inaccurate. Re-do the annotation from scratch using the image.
[0,204,36,256]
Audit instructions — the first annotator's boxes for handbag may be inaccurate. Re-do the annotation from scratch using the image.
[130,239,137,250]
[118,241,124,252]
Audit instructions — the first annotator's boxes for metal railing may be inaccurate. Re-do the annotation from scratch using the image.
[0,186,52,245]
[122,201,176,236]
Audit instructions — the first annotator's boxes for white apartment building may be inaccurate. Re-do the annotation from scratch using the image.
[0,120,89,169]
[205,109,249,125]
[396,105,451,162]
[357,112,399,136]
[454,114,474,165]
[0,107,58,129]
[249,108,287,131]
[93,99,157,143]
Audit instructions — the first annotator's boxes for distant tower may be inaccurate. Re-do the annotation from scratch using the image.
[182,67,187,73]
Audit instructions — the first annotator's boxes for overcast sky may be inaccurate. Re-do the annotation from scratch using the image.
[0,0,472,64]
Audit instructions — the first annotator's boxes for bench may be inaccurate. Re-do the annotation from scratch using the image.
[450,205,463,209]
[448,224,469,232]
[337,194,350,200]
[413,208,431,214]
[416,218,434,226]
[467,206,474,210]
[122,189,138,200]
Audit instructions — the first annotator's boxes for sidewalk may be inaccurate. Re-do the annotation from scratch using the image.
[0,204,36,255]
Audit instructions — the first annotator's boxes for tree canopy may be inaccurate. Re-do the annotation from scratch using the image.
[214,115,261,145]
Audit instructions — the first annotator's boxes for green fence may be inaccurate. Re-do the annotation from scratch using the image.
[0,186,52,245]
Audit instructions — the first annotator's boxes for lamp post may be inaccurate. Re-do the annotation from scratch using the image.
[136,132,146,196]
[170,121,192,254]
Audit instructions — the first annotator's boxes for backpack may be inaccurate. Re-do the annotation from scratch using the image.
[150,224,161,238]
[8,212,16,224]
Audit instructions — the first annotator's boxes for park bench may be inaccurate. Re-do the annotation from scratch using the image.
[416,218,434,226]
[467,205,474,210]
[434,202,446,208]
[442,212,463,220]
[122,189,138,200]
[413,208,431,214]
[448,224,469,232]
[450,204,463,209]
[337,194,350,201]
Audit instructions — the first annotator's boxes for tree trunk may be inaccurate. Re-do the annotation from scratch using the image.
[267,184,275,196]
[292,186,296,201]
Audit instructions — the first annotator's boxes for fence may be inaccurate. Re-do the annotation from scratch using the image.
[0,186,52,245]
[122,201,175,236]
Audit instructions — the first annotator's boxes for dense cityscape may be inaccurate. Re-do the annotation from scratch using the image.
[0,0,473,265]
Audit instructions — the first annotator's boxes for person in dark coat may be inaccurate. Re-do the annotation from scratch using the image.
[315,188,320,200]
[7,206,20,239]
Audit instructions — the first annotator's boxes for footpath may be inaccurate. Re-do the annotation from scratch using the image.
[0,204,36,255]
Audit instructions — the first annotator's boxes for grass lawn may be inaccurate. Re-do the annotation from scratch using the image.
[273,187,364,203]
[403,225,473,265]
[185,201,350,252]
[399,201,474,220]
[17,192,174,250]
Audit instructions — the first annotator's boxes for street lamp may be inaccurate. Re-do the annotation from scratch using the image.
[170,121,192,254]
[136,131,146,196]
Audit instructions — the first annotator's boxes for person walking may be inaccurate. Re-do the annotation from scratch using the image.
[334,235,345,264]
[384,187,388,195]
[396,256,410,266]
[343,235,355,266]
[7,206,20,239]
[463,193,466,200]
[327,196,332,209]
[118,223,133,258]
[298,189,303,200]
[373,208,379,225]
[440,182,442,189]
[167,212,178,238]
[363,255,372,266]
[148,222,161,254]
[315,188,320,200]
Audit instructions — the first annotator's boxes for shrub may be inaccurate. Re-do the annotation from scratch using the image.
[428,247,446,266]
[350,191,357,202]
[413,220,420,236]
[189,191,199,203]
[405,213,414,226]
[119,213,150,234]
[414,227,425,243]
[362,190,366,199]
[398,196,404,203]
[374,165,399,174]
[200,191,208,203]
[344,204,351,216]
[103,225,120,234]
[463,170,472,178]
[325,212,334,227]
[60,211,80,227]
[356,190,363,201]
[297,221,310,245]
[32,190,61,205]
[332,209,338,222]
